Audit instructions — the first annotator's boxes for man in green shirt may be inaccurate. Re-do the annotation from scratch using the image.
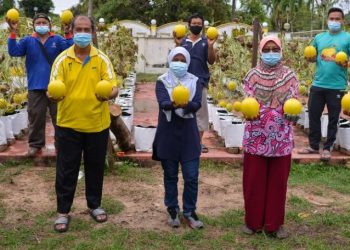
[300,7,350,160]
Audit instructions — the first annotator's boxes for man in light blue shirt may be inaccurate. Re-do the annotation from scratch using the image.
[299,7,350,160]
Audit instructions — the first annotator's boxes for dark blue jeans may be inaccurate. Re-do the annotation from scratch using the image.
[161,158,199,215]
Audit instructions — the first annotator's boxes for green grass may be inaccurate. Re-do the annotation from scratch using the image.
[136,73,159,83]
[1,161,350,249]
[200,160,241,173]
[203,209,244,228]
[289,163,350,194]
[1,208,350,249]
[101,196,125,215]
[108,161,156,184]
[0,194,5,220]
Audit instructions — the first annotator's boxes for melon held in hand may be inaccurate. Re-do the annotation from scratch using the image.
[6,8,19,22]
[174,24,187,38]
[304,46,316,59]
[335,51,348,64]
[206,27,218,40]
[48,80,66,99]
[172,85,190,106]
[60,10,74,24]
[283,98,302,115]
[241,97,259,119]
[96,80,113,99]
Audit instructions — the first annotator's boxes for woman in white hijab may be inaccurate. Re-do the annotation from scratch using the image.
[152,47,203,229]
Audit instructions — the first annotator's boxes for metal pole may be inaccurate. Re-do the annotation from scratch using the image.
[252,18,260,68]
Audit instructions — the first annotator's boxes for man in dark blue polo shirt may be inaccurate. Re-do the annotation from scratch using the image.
[7,13,73,156]
[174,13,216,153]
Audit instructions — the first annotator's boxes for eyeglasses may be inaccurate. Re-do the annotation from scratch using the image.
[262,47,281,53]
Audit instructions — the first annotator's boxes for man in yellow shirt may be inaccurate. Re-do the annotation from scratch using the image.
[49,15,118,233]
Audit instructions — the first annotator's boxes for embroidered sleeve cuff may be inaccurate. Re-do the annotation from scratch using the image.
[9,33,16,39]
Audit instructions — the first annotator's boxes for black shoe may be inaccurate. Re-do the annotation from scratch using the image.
[167,207,180,228]
[184,211,204,229]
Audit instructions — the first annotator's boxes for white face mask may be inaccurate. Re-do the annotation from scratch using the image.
[328,20,342,32]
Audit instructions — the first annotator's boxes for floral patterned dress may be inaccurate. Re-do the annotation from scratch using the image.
[243,62,299,157]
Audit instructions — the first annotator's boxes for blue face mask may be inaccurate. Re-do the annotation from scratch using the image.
[328,21,342,32]
[73,33,92,48]
[261,52,282,66]
[169,61,188,78]
[35,25,49,35]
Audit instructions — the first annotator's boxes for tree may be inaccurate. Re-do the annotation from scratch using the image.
[0,0,14,16]
[72,0,231,25]
[238,0,266,25]
[18,0,54,17]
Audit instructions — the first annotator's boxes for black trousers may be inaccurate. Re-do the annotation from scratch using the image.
[28,90,57,149]
[55,126,109,214]
[308,86,344,151]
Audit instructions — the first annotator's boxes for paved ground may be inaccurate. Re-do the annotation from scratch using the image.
[0,82,349,164]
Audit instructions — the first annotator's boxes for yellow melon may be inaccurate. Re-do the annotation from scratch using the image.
[304,46,316,59]
[299,85,308,95]
[283,98,302,115]
[0,98,7,109]
[5,104,16,114]
[227,81,237,91]
[6,9,19,22]
[241,97,259,119]
[60,10,74,24]
[95,80,113,99]
[216,91,224,100]
[341,93,350,112]
[219,100,227,108]
[172,85,190,105]
[174,24,186,38]
[233,101,242,112]
[206,27,218,40]
[48,80,66,99]
[321,48,336,58]
[335,51,348,64]
[13,93,23,105]
[226,103,233,112]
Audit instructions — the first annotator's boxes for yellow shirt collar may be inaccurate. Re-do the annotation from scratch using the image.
[67,45,99,59]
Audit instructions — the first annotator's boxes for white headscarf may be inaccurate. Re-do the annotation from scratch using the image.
[158,47,198,121]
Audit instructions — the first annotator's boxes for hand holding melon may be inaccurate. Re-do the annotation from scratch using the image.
[60,10,74,34]
[304,45,317,62]
[47,80,66,102]
[172,84,190,108]
[241,97,260,120]
[95,80,113,101]
[5,8,20,33]
[283,98,302,122]
[335,51,348,68]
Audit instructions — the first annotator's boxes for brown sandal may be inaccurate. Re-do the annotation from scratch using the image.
[320,150,331,161]
[54,215,70,233]
[298,147,319,154]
